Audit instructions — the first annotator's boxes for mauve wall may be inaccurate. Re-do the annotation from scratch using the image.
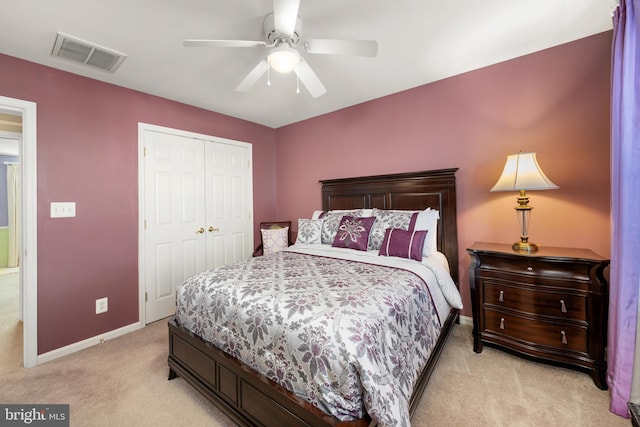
[274,31,612,317]
[0,53,276,354]
[0,29,612,353]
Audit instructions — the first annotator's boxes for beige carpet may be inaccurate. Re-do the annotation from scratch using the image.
[0,272,629,426]
[0,271,23,376]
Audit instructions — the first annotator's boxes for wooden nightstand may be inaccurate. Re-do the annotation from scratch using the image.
[467,242,609,390]
[630,402,640,427]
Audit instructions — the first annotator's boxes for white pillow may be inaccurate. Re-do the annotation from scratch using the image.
[261,227,289,255]
[296,219,323,244]
[415,208,439,255]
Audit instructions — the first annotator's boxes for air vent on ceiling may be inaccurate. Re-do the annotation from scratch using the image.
[51,32,126,73]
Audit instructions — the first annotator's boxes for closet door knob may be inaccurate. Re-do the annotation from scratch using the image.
[196,227,205,234]
[208,226,219,232]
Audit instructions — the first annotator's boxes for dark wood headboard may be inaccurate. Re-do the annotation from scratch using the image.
[320,168,459,286]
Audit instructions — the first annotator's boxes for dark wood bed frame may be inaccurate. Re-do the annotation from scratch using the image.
[168,168,460,426]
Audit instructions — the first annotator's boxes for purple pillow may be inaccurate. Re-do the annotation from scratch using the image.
[378,228,428,261]
[332,216,376,251]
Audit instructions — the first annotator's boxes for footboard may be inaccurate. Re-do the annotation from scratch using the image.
[168,307,459,427]
[168,317,370,427]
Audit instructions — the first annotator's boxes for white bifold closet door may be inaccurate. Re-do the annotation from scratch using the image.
[143,129,252,324]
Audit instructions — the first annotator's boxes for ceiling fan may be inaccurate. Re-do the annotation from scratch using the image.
[183,0,378,98]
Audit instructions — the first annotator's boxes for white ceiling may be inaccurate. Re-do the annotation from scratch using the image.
[0,1,613,129]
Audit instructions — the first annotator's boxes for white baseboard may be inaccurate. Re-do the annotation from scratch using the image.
[458,315,472,326]
[36,321,143,365]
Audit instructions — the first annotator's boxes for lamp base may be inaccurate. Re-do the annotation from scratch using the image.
[513,241,539,252]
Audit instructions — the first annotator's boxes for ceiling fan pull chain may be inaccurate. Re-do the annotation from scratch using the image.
[296,74,300,94]
[267,65,271,87]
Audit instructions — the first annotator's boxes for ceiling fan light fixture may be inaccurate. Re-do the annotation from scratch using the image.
[267,45,300,73]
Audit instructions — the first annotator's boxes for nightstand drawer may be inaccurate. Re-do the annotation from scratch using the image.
[484,309,588,353]
[479,256,592,282]
[483,281,587,321]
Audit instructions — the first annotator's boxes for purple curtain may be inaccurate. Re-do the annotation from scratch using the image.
[609,0,640,417]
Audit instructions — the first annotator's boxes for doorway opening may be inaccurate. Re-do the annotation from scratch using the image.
[0,96,38,368]
[0,124,21,369]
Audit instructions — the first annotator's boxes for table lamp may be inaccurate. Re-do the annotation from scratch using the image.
[491,152,558,252]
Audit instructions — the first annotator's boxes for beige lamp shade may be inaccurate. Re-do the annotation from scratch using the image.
[491,152,559,192]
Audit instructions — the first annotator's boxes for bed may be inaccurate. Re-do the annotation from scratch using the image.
[168,168,461,426]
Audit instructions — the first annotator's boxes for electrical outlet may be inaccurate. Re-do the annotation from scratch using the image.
[96,297,108,314]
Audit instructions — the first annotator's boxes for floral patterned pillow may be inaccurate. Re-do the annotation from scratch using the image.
[261,227,289,255]
[296,218,323,244]
[319,209,365,244]
[368,209,418,251]
[331,216,376,251]
[378,228,428,261]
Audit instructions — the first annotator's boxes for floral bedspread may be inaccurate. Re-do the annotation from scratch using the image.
[175,249,447,427]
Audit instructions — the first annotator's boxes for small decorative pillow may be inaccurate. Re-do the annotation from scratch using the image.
[296,218,323,244]
[261,227,289,255]
[332,216,376,251]
[378,228,428,261]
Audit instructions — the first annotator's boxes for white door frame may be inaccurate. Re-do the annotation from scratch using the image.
[137,122,253,325]
[0,95,38,368]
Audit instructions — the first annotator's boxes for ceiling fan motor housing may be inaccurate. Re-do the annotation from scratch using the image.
[264,12,302,45]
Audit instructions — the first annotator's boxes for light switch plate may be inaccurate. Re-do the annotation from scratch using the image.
[50,202,76,218]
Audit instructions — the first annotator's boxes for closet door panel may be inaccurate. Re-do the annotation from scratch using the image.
[205,142,252,269]
[144,130,206,323]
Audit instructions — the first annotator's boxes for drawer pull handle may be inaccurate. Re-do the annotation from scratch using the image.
[560,300,567,313]
[499,290,504,302]
[561,331,568,345]
[526,266,533,272]
[500,318,505,330]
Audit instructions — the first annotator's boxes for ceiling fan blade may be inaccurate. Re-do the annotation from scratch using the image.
[184,39,267,48]
[273,0,300,37]
[304,39,378,57]
[293,59,327,98]
[235,59,269,92]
